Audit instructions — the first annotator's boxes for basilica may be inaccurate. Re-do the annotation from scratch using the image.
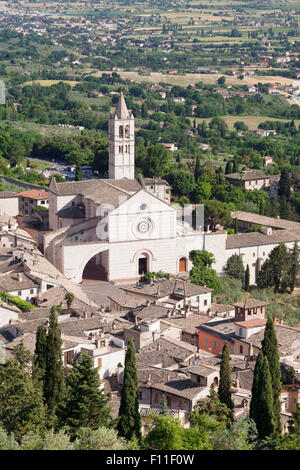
[44,93,300,286]
[44,93,204,284]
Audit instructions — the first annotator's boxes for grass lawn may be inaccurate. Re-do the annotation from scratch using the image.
[193,115,300,130]
[21,80,78,88]
[93,70,300,88]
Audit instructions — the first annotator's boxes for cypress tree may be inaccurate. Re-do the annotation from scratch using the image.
[194,155,201,182]
[244,264,250,291]
[261,318,282,436]
[225,161,232,175]
[288,242,300,293]
[250,352,275,440]
[218,342,234,414]
[44,307,65,423]
[234,217,238,234]
[33,323,47,386]
[232,159,239,173]
[117,339,141,442]
[60,352,112,439]
[288,403,300,435]
[75,165,82,181]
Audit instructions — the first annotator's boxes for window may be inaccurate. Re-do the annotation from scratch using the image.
[204,337,208,347]
[18,291,22,296]
[154,392,159,403]
[240,345,243,354]
[239,328,243,336]
[125,125,130,138]
[41,200,45,205]
[167,396,172,407]
[213,341,217,351]
[119,125,124,138]
[64,350,74,365]
[204,300,207,306]
[97,358,102,368]
[253,252,255,257]
[30,289,34,294]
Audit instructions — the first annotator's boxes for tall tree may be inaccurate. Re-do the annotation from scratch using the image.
[32,323,47,386]
[288,242,300,293]
[261,318,282,436]
[44,308,64,423]
[224,254,244,282]
[244,264,250,291]
[194,155,202,182]
[279,168,291,201]
[0,348,46,441]
[60,352,112,439]
[225,161,232,175]
[257,243,292,293]
[218,342,234,415]
[250,352,275,440]
[234,217,238,234]
[117,339,141,442]
[288,403,300,435]
[75,165,82,181]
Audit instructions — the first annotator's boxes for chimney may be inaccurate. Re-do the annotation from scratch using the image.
[95,338,101,348]
[146,300,150,307]
[17,273,22,282]
[147,373,151,385]
[157,343,161,350]
[167,309,171,318]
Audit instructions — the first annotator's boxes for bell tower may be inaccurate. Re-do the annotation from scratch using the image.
[108,92,135,179]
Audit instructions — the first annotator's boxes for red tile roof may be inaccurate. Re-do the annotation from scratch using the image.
[18,189,48,200]
[235,318,267,328]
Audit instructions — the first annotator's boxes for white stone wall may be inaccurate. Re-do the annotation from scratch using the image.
[235,323,266,339]
[93,348,125,379]
[0,306,18,327]
[8,287,39,302]
[62,231,204,283]
[0,198,19,217]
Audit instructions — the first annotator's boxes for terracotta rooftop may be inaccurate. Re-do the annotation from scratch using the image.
[18,189,49,200]
[235,318,267,328]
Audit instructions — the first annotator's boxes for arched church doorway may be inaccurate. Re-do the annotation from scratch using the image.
[82,250,109,283]
[138,253,149,276]
[179,257,187,273]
